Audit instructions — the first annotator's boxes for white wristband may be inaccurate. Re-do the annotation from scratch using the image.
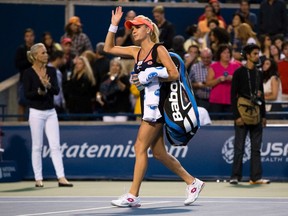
[108,24,118,33]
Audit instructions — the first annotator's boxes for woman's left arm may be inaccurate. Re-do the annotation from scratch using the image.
[157,45,179,82]
[264,76,280,100]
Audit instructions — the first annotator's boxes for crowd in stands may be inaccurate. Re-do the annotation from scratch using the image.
[14,0,288,122]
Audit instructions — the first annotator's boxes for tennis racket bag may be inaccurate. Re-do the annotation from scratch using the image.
[163,52,200,146]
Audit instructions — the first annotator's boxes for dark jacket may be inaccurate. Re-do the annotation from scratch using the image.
[231,66,266,120]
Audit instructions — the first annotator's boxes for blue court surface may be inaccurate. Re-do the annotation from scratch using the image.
[0,181,287,216]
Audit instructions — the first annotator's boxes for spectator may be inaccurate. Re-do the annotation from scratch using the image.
[59,37,75,82]
[258,0,287,38]
[81,50,96,67]
[41,31,62,59]
[152,5,175,49]
[237,23,259,46]
[272,34,285,52]
[23,43,73,187]
[259,34,272,63]
[237,0,257,30]
[262,58,282,112]
[226,12,245,61]
[230,43,269,185]
[60,16,93,56]
[48,50,67,116]
[277,41,288,102]
[64,56,96,119]
[235,23,259,60]
[92,42,110,92]
[201,19,220,50]
[189,48,213,111]
[206,44,241,116]
[209,27,230,59]
[198,4,225,37]
[116,10,137,76]
[183,24,202,51]
[96,58,131,122]
[198,0,226,28]
[171,35,186,60]
[270,44,284,63]
[184,44,200,74]
[14,28,35,121]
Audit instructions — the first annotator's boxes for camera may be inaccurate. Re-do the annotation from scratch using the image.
[251,95,262,106]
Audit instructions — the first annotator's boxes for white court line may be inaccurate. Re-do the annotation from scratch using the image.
[1,195,288,199]
[16,201,173,216]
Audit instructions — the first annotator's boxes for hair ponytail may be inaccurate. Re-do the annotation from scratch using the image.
[150,23,160,43]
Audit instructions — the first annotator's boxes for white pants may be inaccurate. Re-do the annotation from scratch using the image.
[29,108,65,181]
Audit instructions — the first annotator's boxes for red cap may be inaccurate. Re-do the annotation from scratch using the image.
[124,16,153,31]
[209,0,219,3]
[61,37,72,44]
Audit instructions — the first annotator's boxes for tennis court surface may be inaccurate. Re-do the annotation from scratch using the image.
[1,181,288,216]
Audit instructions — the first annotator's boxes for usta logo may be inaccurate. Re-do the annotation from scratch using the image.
[222,136,251,164]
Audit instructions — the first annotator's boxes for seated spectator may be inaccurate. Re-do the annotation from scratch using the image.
[184,44,200,74]
[277,41,288,102]
[171,35,186,60]
[259,34,272,63]
[201,19,220,50]
[226,12,245,61]
[189,48,213,111]
[209,27,230,59]
[262,58,282,112]
[273,34,285,52]
[270,44,284,63]
[64,56,96,120]
[206,44,241,118]
[96,58,131,122]
[198,4,225,37]
[198,0,226,28]
[234,23,260,60]
[183,24,202,51]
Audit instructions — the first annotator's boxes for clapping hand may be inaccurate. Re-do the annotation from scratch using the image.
[40,74,51,89]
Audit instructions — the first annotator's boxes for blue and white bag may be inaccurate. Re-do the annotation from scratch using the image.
[164,52,200,146]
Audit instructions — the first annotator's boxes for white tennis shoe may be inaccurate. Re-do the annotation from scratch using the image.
[184,178,205,206]
[111,193,141,207]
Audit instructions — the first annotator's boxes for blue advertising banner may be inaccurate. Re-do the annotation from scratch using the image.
[1,124,288,181]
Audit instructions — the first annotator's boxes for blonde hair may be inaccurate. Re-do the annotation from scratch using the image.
[26,43,46,63]
[108,57,124,78]
[237,23,259,46]
[81,50,96,65]
[136,15,159,43]
[73,56,96,86]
